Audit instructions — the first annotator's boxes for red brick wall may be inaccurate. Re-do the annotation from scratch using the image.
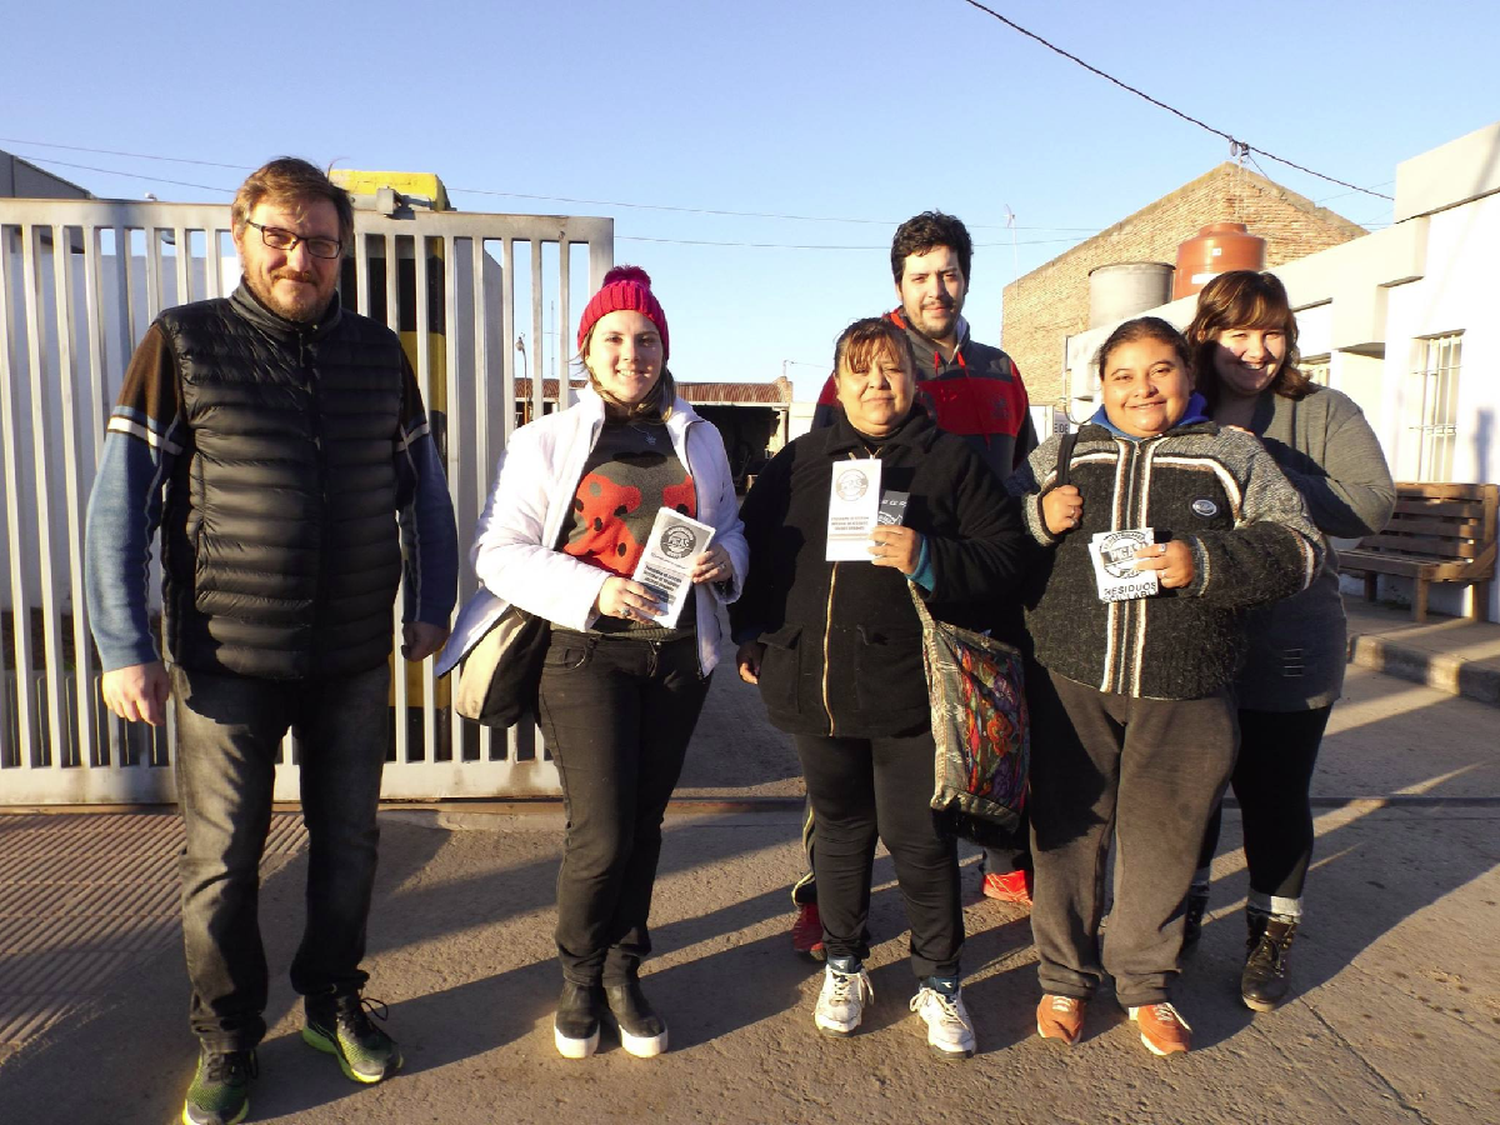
[1001,164,1366,404]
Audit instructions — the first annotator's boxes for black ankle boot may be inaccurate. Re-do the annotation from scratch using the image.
[604,977,668,1058]
[1242,913,1298,1012]
[554,982,606,1059]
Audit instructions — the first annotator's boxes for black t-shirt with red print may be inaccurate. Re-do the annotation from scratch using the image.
[562,418,697,638]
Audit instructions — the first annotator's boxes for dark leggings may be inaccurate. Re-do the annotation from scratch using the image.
[1197,706,1333,900]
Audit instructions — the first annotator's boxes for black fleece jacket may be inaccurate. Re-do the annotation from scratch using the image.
[731,410,1029,738]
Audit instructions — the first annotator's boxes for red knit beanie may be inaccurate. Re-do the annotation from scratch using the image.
[576,265,670,363]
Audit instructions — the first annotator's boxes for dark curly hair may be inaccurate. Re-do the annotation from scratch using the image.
[890,211,972,286]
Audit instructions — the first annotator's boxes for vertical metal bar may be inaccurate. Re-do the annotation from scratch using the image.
[354,227,372,319]
[206,225,225,300]
[22,226,66,770]
[82,223,121,770]
[412,231,437,762]
[114,227,134,367]
[145,224,164,324]
[0,223,39,763]
[54,225,93,769]
[531,244,545,419]
[384,230,409,764]
[454,234,477,766]
[174,226,191,308]
[444,235,468,768]
[558,238,572,410]
[497,237,516,765]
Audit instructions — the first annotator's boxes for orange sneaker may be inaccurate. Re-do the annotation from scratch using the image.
[1036,994,1086,1044]
[1128,1002,1192,1055]
[791,903,825,961]
[981,868,1033,908]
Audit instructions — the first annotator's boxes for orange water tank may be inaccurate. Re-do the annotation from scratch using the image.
[1171,222,1265,300]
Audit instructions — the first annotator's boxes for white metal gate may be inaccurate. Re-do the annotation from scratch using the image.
[0,196,613,804]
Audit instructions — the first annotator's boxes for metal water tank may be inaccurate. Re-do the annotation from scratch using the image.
[1088,261,1175,328]
[1172,222,1265,300]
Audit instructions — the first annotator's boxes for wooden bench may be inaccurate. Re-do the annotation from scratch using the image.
[1339,482,1497,623]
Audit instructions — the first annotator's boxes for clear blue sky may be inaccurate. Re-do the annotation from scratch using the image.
[6,0,1497,400]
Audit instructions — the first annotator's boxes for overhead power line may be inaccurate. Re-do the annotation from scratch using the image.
[620,234,1083,250]
[1,137,1101,232]
[448,186,1096,231]
[957,1,1394,201]
[0,137,249,171]
[12,155,234,195]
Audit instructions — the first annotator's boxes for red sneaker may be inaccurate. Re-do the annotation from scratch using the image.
[1129,1002,1193,1056]
[791,903,826,961]
[1036,994,1087,1045]
[981,869,1033,908]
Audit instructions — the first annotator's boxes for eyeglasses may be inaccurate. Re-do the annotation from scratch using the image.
[244,220,343,260]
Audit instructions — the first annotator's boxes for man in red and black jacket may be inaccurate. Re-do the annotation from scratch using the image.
[793,211,1039,959]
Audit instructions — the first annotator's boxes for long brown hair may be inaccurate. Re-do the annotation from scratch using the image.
[1186,271,1310,410]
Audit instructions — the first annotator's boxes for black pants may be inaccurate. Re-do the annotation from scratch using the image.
[171,662,390,1052]
[1197,705,1332,902]
[1029,671,1236,1007]
[536,630,710,986]
[794,731,962,979]
[792,802,1030,906]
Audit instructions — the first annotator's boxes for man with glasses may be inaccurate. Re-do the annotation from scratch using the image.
[84,157,457,1125]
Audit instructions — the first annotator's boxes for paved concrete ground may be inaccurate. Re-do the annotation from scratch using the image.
[1,603,1498,1124]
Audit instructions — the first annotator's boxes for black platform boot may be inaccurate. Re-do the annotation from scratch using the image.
[554,981,606,1058]
[604,976,668,1058]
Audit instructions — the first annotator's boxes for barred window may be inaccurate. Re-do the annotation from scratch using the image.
[1406,333,1462,480]
[1300,355,1331,387]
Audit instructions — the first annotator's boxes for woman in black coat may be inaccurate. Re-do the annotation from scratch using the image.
[731,317,1028,1059]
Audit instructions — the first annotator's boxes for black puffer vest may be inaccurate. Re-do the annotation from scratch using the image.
[156,284,405,679]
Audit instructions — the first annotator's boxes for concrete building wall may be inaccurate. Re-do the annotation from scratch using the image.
[1003,163,1365,406]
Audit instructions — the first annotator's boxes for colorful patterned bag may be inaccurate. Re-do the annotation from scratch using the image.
[909,586,1029,847]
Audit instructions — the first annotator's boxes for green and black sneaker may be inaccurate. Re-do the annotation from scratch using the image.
[302,992,403,1084]
[181,1045,257,1125]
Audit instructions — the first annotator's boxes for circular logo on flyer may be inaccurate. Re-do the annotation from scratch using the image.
[1191,498,1219,518]
[661,526,697,559]
[836,468,869,501]
[1097,529,1152,579]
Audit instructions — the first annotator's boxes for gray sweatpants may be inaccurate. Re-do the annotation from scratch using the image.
[1028,670,1237,1008]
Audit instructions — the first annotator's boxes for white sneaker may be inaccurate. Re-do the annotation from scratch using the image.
[814,964,874,1036]
[910,984,976,1059]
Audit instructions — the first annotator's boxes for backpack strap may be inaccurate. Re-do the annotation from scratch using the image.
[1052,430,1079,489]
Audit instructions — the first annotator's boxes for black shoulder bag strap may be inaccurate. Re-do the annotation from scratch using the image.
[1052,430,1079,489]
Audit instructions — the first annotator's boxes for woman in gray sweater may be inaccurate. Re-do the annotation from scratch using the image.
[1185,271,1395,1013]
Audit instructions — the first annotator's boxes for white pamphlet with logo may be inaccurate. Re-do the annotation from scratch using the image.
[1088,528,1161,602]
[632,508,717,625]
[825,459,882,561]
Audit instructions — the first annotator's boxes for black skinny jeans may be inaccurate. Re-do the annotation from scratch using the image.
[794,731,962,979]
[1197,705,1333,902]
[536,629,710,986]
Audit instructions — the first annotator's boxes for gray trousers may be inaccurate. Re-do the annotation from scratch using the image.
[172,662,391,1051]
[1028,670,1237,1008]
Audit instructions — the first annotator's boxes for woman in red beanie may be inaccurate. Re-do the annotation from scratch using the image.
[443,266,747,1058]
